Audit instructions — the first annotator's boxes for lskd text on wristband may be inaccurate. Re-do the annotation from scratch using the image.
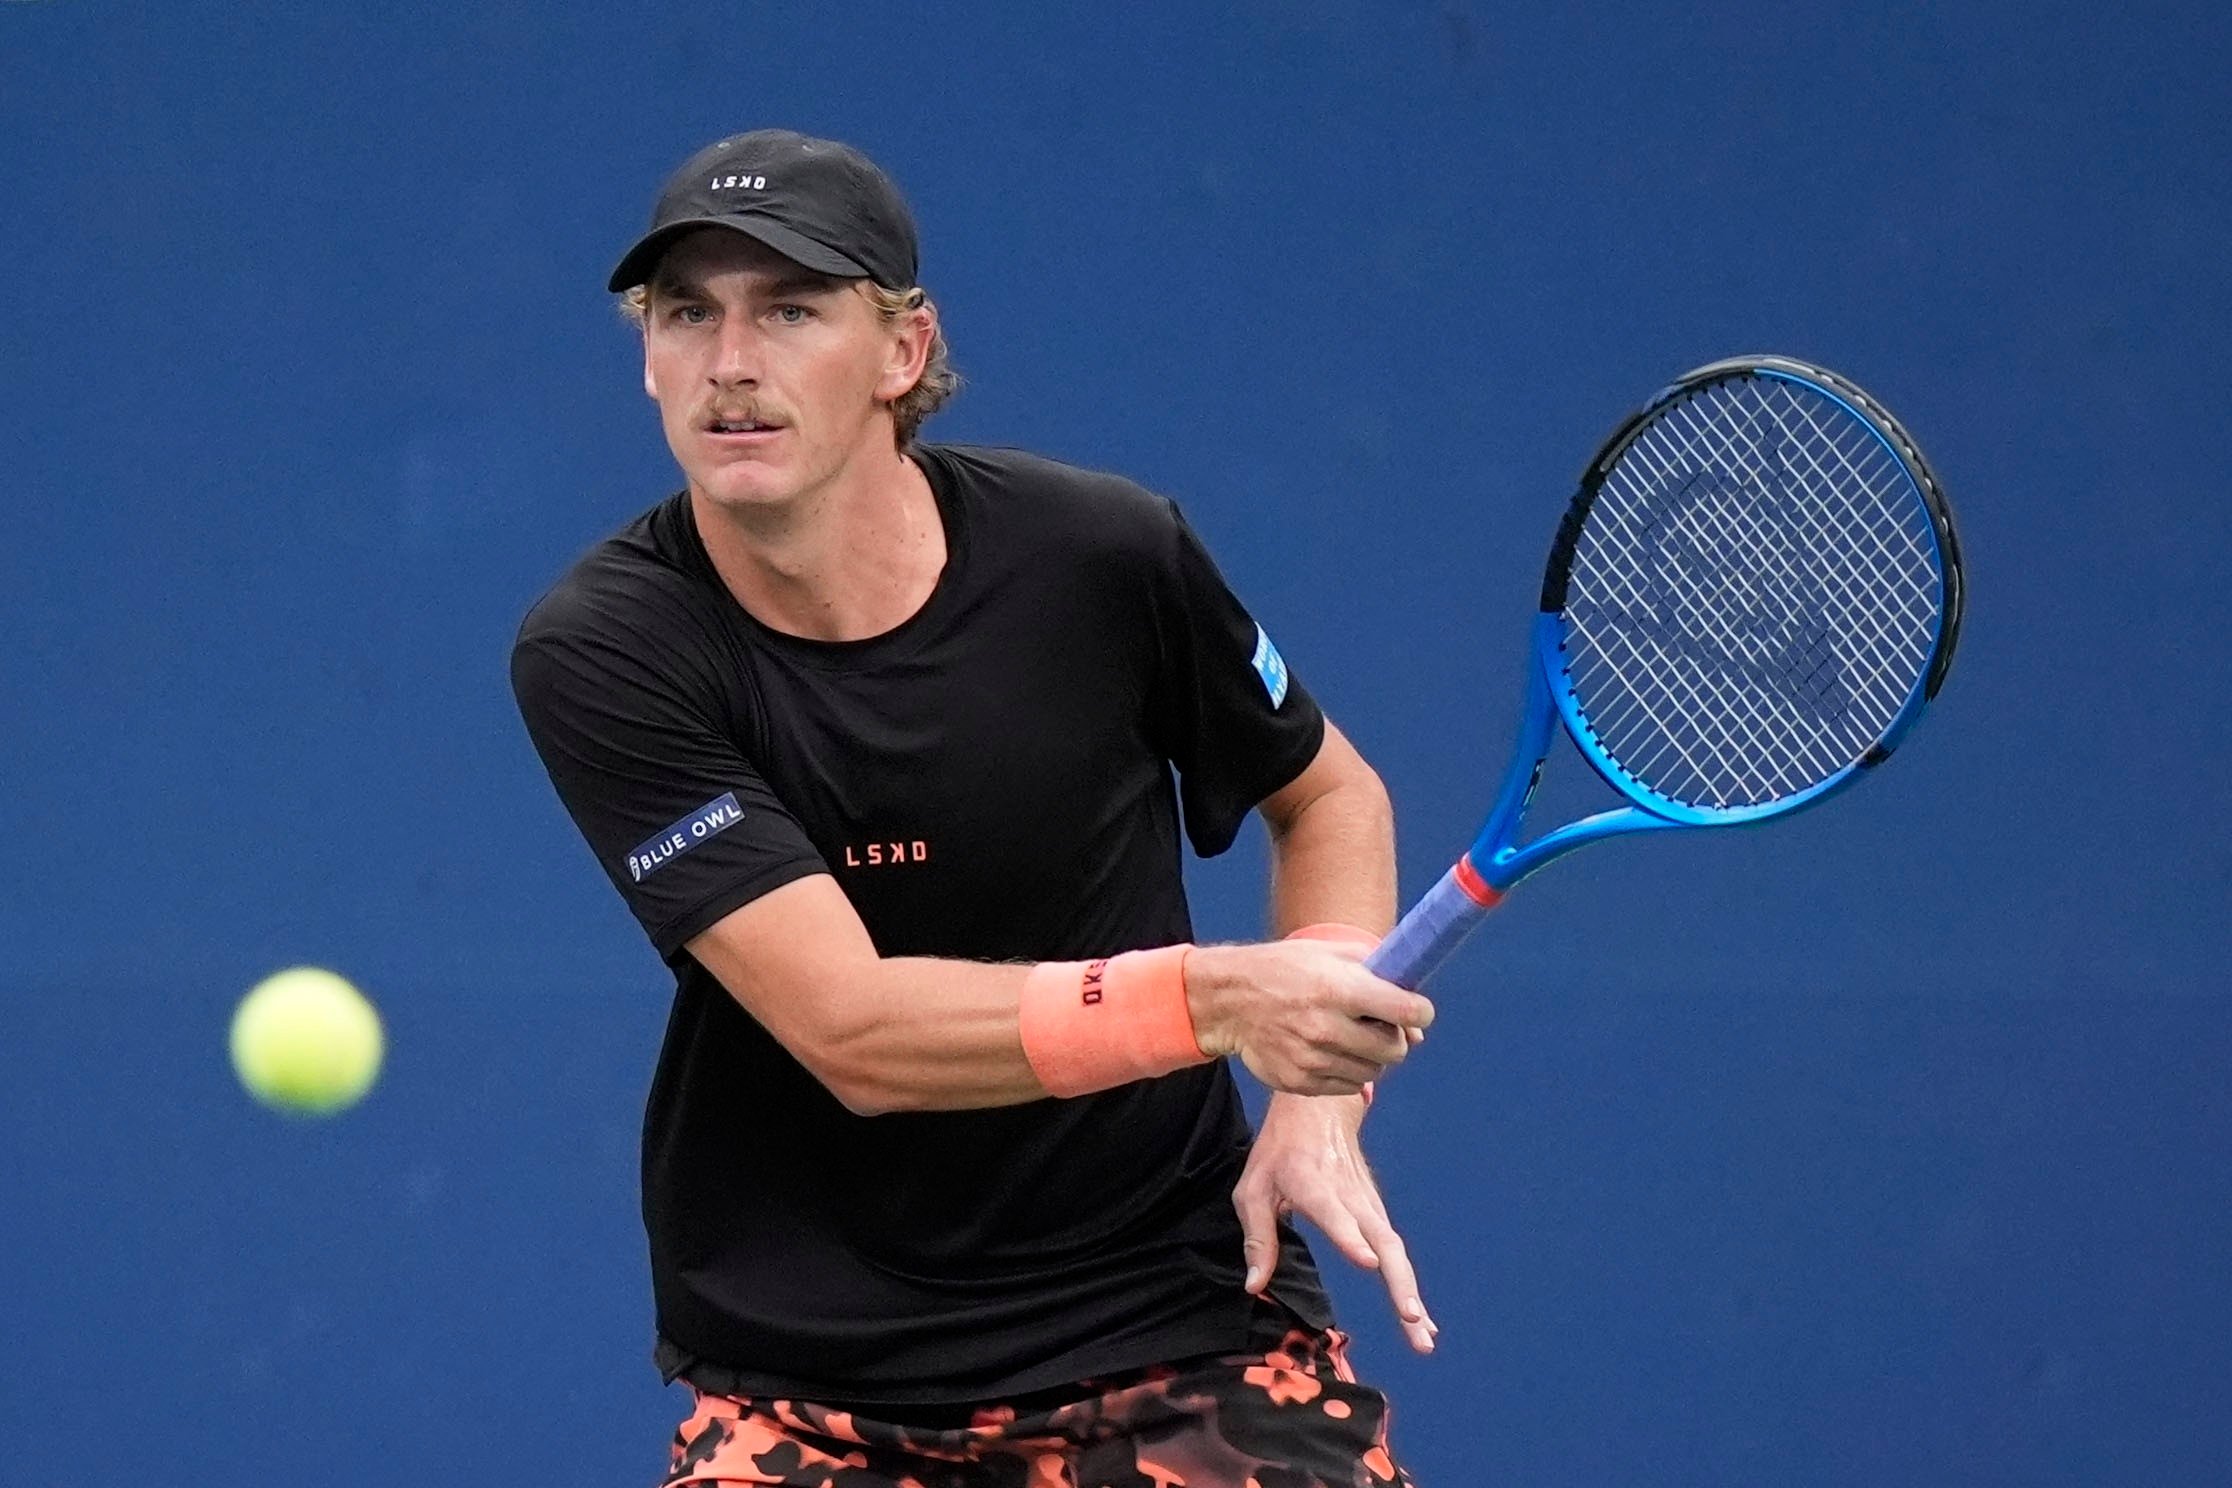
[1017,944,1203,1098]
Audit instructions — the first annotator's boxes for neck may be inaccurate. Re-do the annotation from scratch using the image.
[691,443,944,643]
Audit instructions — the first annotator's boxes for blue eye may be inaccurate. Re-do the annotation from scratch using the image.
[673,304,712,325]
[773,304,812,325]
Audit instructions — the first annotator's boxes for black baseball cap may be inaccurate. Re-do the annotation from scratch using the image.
[606,129,919,294]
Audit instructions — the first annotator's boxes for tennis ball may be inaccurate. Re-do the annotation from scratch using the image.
[229,967,384,1115]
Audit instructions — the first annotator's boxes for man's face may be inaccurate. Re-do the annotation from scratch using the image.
[640,229,921,514]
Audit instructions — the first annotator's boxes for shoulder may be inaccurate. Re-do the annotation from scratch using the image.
[516,496,717,651]
[511,495,731,699]
[917,442,1184,560]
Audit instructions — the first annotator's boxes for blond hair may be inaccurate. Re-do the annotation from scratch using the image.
[619,278,959,447]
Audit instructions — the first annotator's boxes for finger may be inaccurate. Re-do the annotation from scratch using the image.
[1325,1015,1411,1069]
[1342,978,1435,1034]
[1357,1017,1428,1050]
[1245,1051,1373,1099]
[1359,1214,1436,1354]
[1312,1203,1381,1273]
[1232,1182,1282,1296]
[1313,1048,1395,1089]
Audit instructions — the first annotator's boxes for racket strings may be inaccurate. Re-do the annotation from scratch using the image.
[1621,411,1927,735]
[1576,444,1929,800]
[1560,374,1944,809]
[1583,384,1938,797]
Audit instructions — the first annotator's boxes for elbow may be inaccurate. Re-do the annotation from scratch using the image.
[827,1083,900,1119]
[1274,759,1393,841]
[1349,763,1394,824]
[688,900,923,1116]
[822,1070,906,1119]
[1337,760,1395,836]
[797,1015,916,1119]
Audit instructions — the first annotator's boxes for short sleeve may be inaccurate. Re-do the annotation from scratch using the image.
[1147,500,1327,857]
[511,624,828,959]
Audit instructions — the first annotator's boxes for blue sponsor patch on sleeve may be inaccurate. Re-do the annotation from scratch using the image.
[626,792,744,883]
[1250,622,1290,708]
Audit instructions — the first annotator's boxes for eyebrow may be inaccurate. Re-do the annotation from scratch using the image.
[766,272,845,299]
[651,269,847,302]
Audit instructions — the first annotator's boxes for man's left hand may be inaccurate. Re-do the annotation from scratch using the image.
[1234,1090,1437,1354]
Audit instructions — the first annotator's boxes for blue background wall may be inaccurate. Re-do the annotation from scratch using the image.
[4,3,2227,1483]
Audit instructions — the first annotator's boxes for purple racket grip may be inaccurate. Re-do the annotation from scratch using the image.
[1364,864,1498,990]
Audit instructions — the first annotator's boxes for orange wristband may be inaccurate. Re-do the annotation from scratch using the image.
[1018,944,1205,1098]
[1285,923,1385,1108]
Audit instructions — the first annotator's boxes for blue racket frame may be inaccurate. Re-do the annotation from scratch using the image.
[1363,357,1960,992]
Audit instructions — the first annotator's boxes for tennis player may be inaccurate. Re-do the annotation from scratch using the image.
[512,129,1434,1488]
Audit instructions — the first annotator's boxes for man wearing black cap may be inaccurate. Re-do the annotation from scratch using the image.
[513,130,1429,1487]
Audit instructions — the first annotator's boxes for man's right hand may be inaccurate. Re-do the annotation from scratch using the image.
[1183,941,1433,1096]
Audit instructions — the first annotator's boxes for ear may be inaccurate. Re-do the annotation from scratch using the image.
[639,292,662,400]
[873,298,936,405]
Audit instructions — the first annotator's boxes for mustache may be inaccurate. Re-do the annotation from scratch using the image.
[698,398,785,427]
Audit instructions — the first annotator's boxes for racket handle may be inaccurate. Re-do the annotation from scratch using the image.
[1365,858,1503,990]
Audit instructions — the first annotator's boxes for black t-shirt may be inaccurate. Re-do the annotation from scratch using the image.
[510,443,1333,1406]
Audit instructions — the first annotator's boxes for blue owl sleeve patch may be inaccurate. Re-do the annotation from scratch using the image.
[1250,623,1290,709]
[627,792,744,882]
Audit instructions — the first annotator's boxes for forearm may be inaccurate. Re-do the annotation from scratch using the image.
[818,957,1048,1115]
[762,942,1228,1118]
[830,948,1241,1115]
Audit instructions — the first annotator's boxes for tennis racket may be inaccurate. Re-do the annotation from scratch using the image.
[1367,354,1965,990]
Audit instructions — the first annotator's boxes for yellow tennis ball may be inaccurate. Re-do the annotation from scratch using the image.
[229,967,385,1115]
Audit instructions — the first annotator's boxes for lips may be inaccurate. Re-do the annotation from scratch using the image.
[700,410,786,449]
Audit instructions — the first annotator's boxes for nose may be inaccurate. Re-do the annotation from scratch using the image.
[707,314,763,388]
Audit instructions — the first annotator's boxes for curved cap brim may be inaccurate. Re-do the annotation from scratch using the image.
[606,215,872,293]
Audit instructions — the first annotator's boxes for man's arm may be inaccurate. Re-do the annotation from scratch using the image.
[1240,717,1441,1353]
[684,864,1432,1118]
[517,602,1427,1116]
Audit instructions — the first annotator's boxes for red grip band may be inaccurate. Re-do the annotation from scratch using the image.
[1452,856,1502,908]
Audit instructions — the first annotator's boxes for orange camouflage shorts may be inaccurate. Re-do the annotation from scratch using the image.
[661,1307,1414,1488]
